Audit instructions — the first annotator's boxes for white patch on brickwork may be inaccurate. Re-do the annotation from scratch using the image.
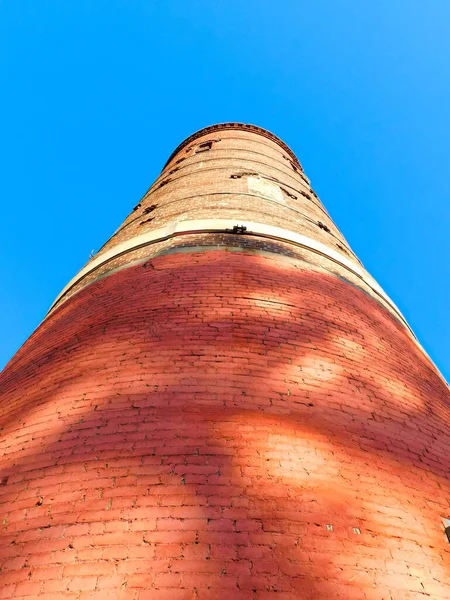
[247,177,285,203]
[299,356,343,383]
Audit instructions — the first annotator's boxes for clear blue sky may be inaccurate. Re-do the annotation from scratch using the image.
[1,1,449,381]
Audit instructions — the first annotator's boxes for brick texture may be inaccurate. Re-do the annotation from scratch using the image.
[91,124,358,270]
[1,124,449,599]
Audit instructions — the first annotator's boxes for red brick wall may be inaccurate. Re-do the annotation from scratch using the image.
[1,124,449,599]
[1,250,450,599]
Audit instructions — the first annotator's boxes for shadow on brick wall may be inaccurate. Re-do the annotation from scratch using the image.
[1,250,450,599]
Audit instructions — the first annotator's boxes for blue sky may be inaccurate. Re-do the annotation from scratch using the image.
[1,0,449,380]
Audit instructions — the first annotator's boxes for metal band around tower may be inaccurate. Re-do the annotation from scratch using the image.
[48,218,411,332]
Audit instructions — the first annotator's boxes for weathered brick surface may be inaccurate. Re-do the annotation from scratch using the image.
[94,126,357,264]
[1,250,450,599]
[1,124,449,599]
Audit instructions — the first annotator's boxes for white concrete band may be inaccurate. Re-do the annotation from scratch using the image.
[45,217,450,385]
[49,218,407,327]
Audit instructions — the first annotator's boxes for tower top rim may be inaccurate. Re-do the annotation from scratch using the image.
[162,122,303,171]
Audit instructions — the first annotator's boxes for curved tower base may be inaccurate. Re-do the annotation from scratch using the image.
[1,124,449,599]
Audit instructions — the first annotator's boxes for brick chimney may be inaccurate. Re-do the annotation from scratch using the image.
[1,123,449,599]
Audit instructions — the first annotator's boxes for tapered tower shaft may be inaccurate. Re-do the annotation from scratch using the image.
[1,123,449,600]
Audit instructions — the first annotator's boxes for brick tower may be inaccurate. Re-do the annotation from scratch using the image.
[1,123,450,600]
